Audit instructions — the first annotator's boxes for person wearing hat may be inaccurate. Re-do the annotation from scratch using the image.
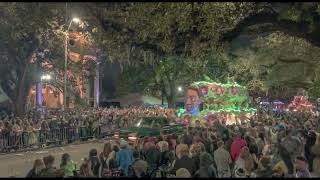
[116,138,134,176]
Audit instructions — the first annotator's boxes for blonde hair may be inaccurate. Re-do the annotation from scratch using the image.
[240,147,255,173]
[176,144,189,157]
[176,168,191,178]
[157,141,169,152]
[189,143,202,157]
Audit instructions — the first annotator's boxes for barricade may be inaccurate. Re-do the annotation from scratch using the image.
[0,124,106,153]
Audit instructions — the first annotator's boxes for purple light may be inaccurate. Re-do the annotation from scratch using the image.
[36,82,42,111]
[95,63,100,107]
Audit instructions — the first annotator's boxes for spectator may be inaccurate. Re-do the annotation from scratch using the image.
[26,159,45,177]
[158,141,174,168]
[128,150,148,177]
[175,168,191,178]
[214,140,232,177]
[99,142,112,172]
[311,134,320,177]
[144,141,160,176]
[38,155,58,177]
[272,144,294,177]
[171,144,196,176]
[78,159,94,177]
[189,143,203,172]
[59,153,77,177]
[234,147,255,177]
[194,152,217,177]
[251,156,274,177]
[230,133,247,162]
[88,148,101,177]
[295,156,311,177]
[116,139,134,176]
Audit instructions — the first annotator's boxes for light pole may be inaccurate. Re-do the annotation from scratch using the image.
[64,17,80,111]
[41,74,52,117]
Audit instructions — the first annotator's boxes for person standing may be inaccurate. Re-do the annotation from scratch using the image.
[295,156,311,178]
[171,144,196,176]
[214,140,232,177]
[230,133,247,162]
[26,159,45,177]
[116,139,134,176]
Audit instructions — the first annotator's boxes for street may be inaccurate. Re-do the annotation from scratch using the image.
[0,140,106,177]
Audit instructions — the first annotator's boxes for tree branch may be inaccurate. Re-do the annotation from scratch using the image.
[220,10,320,47]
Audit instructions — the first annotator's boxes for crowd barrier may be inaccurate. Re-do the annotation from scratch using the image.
[0,124,109,153]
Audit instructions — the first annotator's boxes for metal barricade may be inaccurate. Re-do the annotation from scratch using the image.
[0,125,105,153]
[79,126,88,140]
[67,127,78,143]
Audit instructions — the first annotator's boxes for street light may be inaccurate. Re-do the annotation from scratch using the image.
[178,86,183,92]
[64,17,81,111]
[41,74,51,117]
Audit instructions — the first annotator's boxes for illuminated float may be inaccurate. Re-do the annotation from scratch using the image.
[258,99,286,113]
[287,95,315,112]
[178,76,256,127]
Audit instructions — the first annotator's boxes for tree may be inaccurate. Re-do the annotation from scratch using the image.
[83,2,256,107]
[0,3,98,115]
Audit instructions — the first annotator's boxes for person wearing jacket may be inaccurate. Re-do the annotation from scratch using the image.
[214,140,232,177]
[116,139,134,176]
[38,155,59,177]
[88,149,101,177]
[194,152,217,177]
[143,141,160,177]
[171,144,196,176]
[230,133,247,162]
[251,156,274,177]
[26,159,44,177]
[311,134,320,177]
[59,153,78,177]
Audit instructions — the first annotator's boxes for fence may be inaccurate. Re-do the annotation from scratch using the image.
[0,124,110,153]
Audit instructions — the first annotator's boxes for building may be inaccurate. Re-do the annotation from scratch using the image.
[27,31,101,111]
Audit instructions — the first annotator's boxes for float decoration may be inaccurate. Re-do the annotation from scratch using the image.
[182,76,256,127]
[287,96,315,112]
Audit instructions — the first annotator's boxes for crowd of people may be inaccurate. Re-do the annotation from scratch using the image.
[22,106,320,178]
[0,107,175,151]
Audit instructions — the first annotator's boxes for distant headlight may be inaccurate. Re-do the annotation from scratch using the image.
[114,132,119,138]
[128,133,138,141]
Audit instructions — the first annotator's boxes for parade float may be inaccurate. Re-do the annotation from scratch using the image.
[287,95,315,112]
[178,77,256,127]
[258,99,286,113]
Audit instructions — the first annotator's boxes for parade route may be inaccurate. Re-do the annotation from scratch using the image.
[0,141,106,177]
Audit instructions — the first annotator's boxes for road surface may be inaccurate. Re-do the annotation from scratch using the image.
[0,140,107,177]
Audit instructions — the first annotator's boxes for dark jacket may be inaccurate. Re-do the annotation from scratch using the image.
[89,156,101,177]
[192,155,200,173]
[38,167,58,177]
[254,167,274,177]
[194,152,217,178]
[171,155,196,176]
[144,147,160,169]
[26,168,38,178]
[195,165,217,178]
[159,151,174,167]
